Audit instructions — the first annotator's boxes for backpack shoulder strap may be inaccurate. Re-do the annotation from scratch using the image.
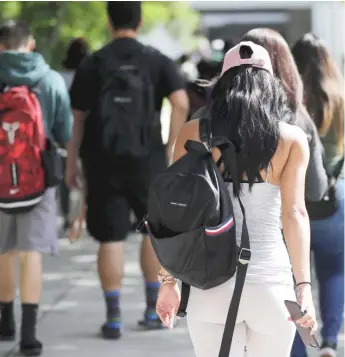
[213,138,251,357]
[199,117,212,147]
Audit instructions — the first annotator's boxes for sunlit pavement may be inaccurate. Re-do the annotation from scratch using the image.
[0,228,343,356]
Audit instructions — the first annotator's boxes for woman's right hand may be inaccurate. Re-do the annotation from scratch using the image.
[156,283,181,329]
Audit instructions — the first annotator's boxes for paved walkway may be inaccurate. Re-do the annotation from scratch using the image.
[0,232,343,357]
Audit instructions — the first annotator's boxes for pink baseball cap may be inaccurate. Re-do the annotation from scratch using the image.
[221,41,273,76]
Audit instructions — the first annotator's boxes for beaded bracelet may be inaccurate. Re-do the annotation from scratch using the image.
[158,272,177,285]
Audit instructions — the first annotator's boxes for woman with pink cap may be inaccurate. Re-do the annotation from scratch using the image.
[155,42,318,356]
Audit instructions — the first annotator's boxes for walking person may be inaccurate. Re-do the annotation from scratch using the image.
[291,33,344,357]
[66,2,188,339]
[59,37,89,232]
[0,20,72,356]
[155,41,317,357]
[241,28,328,202]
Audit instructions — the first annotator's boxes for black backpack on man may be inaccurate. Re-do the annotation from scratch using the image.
[95,47,155,160]
[140,117,251,357]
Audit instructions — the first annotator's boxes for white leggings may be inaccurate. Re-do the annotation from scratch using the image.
[187,282,296,357]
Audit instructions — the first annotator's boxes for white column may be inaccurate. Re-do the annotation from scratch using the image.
[311,1,345,72]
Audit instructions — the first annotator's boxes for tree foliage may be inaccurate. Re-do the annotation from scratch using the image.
[0,1,199,68]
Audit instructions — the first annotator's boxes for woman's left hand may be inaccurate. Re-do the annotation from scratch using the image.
[295,284,318,334]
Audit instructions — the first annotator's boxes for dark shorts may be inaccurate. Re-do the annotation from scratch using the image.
[84,150,166,242]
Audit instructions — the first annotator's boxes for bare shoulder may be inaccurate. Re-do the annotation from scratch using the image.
[278,121,310,164]
[176,119,201,145]
[279,121,309,150]
[173,119,201,162]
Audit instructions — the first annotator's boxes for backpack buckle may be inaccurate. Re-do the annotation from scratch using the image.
[239,248,251,265]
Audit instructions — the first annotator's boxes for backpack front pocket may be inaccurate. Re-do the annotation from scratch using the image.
[203,216,238,285]
[146,222,207,286]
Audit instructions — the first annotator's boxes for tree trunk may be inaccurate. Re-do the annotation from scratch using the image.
[44,1,67,63]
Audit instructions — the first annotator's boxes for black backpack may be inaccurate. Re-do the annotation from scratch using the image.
[141,118,251,357]
[97,48,155,159]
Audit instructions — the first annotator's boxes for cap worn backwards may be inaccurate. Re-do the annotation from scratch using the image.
[221,41,273,76]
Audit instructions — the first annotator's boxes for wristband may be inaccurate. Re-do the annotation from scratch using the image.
[296,281,312,288]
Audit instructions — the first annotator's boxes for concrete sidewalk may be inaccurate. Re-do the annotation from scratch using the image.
[0,234,193,357]
[0,232,343,357]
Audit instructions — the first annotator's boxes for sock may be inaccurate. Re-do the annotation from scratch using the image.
[21,304,38,343]
[104,290,120,329]
[145,281,160,320]
[0,302,14,331]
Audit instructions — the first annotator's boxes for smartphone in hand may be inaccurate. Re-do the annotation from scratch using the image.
[284,300,320,348]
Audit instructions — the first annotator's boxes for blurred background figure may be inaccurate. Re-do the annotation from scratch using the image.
[182,55,223,121]
[177,36,234,121]
[0,20,72,356]
[61,37,89,88]
[67,1,188,339]
[291,33,344,357]
[59,37,89,233]
[242,28,328,202]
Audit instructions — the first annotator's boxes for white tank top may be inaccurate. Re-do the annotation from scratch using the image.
[228,181,293,285]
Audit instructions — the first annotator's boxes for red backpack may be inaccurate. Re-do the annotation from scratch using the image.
[0,85,46,213]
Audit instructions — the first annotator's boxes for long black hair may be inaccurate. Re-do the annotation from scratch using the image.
[63,38,89,70]
[208,45,290,192]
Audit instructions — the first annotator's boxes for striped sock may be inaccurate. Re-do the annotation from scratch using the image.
[145,281,160,320]
[104,290,120,329]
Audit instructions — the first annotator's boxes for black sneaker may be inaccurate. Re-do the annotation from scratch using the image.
[101,323,121,340]
[0,328,15,341]
[138,310,164,330]
[319,342,337,357]
[0,319,15,341]
[19,339,42,356]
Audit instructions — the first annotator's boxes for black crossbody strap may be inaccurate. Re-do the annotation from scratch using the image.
[177,282,190,317]
[216,143,251,357]
[218,195,250,357]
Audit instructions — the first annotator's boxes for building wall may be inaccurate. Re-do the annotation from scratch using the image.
[311,1,345,72]
[202,9,311,47]
[189,1,345,72]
